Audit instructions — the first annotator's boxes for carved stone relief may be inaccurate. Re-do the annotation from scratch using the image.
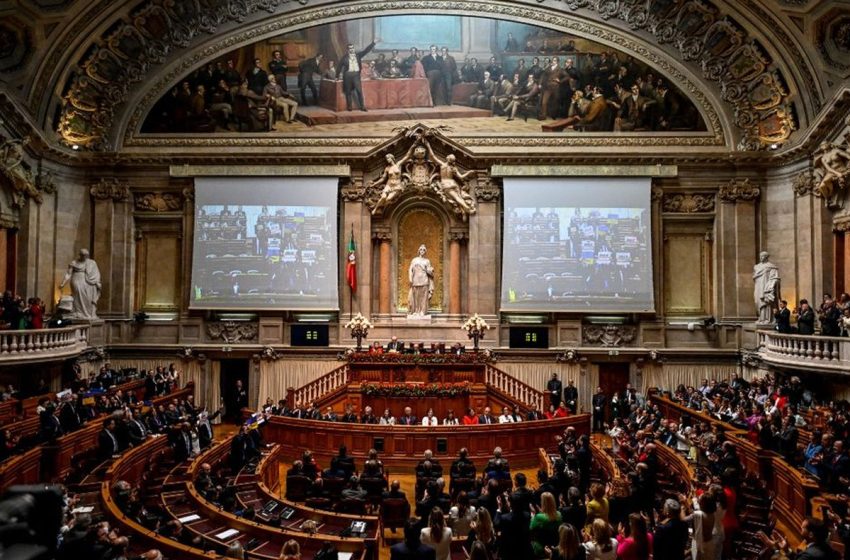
[582,324,637,347]
[718,178,761,203]
[661,193,716,213]
[792,169,815,197]
[89,177,130,201]
[134,191,183,212]
[206,321,259,344]
[0,135,46,208]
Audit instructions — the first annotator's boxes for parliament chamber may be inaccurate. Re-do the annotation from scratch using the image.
[1,1,850,559]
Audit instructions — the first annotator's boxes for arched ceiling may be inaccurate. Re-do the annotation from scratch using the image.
[0,0,846,156]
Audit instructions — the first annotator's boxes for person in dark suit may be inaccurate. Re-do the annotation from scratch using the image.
[40,404,64,442]
[546,373,562,409]
[298,53,324,105]
[390,518,436,560]
[563,379,578,414]
[797,299,816,334]
[509,473,534,513]
[420,45,444,105]
[398,407,418,426]
[197,406,221,449]
[98,418,120,460]
[173,422,193,462]
[592,387,607,432]
[478,406,496,425]
[126,409,148,447]
[386,336,405,352]
[230,425,249,473]
[382,479,407,501]
[337,40,378,111]
[775,299,792,333]
[59,398,81,433]
[653,499,689,560]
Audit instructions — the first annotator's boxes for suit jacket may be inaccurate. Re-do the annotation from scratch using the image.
[421,54,442,73]
[796,543,839,560]
[652,518,689,560]
[547,379,562,400]
[390,542,436,560]
[775,307,792,333]
[298,58,322,80]
[387,340,405,352]
[127,418,147,445]
[510,486,534,514]
[398,415,418,426]
[798,308,816,334]
[98,429,118,459]
[338,42,376,75]
[563,385,578,404]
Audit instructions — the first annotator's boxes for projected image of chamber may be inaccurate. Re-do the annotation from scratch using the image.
[501,178,654,312]
[190,177,339,310]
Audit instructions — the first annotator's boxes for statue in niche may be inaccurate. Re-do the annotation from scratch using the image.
[425,142,476,219]
[370,146,415,215]
[408,244,434,317]
[813,140,850,207]
[0,136,43,208]
[59,248,102,320]
[753,250,780,325]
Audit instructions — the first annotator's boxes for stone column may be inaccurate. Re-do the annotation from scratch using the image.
[716,178,761,321]
[89,178,132,317]
[341,176,372,319]
[374,230,392,315]
[449,231,467,315]
[468,174,501,316]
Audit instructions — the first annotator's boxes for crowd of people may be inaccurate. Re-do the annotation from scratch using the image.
[0,289,45,329]
[774,293,850,336]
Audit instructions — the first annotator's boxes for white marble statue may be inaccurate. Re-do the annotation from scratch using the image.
[408,244,434,317]
[59,248,102,319]
[753,251,780,325]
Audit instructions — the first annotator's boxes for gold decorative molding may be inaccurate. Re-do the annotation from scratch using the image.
[718,178,761,203]
[134,191,183,212]
[89,177,130,202]
[169,164,350,177]
[661,193,716,213]
[490,164,678,177]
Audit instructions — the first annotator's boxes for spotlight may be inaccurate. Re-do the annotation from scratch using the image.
[71,144,80,150]
[769,143,779,150]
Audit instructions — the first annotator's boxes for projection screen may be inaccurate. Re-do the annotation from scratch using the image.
[190,177,339,310]
[501,177,654,313]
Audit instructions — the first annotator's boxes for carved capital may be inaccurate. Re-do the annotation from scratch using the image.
[182,187,195,202]
[341,185,367,202]
[449,231,469,241]
[90,178,130,202]
[134,191,184,212]
[792,169,816,197]
[651,187,664,202]
[372,229,392,241]
[661,192,716,213]
[718,178,761,203]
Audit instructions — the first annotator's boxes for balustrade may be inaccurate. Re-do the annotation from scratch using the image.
[758,331,850,373]
[0,325,89,363]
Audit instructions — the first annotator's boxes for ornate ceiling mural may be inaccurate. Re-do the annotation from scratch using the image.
[0,17,33,74]
[137,15,708,140]
[0,0,838,155]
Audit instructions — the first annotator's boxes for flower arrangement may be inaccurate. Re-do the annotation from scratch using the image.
[345,312,373,330]
[361,382,471,398]
[344,312,372,351]
[462,313,490,333]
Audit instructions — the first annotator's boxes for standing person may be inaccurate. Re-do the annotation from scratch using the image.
[298,53,323,105]
[338,39,379,111]
[268,50,288,90]
[245,58,268,96]
[653,499,689,560]
[421,508,452,560]
[420,45,444,105]
[530,492,562,557]
[592,387,607,432]
[797,299,816,334]
[564,380,579,414]
[440,47,457,106]
[547,373,563,409]
[774,299,791,333]
[391,518,436,560]
[685,493,716,560]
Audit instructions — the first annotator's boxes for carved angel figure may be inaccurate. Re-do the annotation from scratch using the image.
[370,145,416,215]
[0,136,43,208]
[425,142,476,219]
[813,141,850,203]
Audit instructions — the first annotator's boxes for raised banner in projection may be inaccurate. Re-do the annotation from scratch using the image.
[501,177,654,313]
[190,177,339,310]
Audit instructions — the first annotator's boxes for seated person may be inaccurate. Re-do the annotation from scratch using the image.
[498,405,522,423]
[443,409,459,425]
[368,341,384,355]
[485,458,511,481]
[321,406,337,421]
[341,475,367,500]
[380,408,396,425]
[450,448,476,480]
[363,448,385,477]
[301,450,322,480]
[422,408,438,426]
[341,404,358,423]
[417,449,443,476]
[361,405,378,424]
[398,406,418,426]
[382,479,407,500]
[386,336,404,352]
[462,408,479,425]
[328,445,356,478]
[194,462,219,499]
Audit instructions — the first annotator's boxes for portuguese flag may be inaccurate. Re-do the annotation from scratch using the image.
[346,226,357,293]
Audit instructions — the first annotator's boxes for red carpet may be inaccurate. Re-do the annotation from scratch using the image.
[296,105,491,126]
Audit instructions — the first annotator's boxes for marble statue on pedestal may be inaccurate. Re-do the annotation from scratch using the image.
[408,244,434,317]
[59,248,102,320]
[753,251,780,325]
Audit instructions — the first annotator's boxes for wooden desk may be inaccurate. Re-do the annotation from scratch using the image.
[263,414,590,469]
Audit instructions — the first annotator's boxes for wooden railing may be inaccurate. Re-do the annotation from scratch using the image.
[287,363,349,407]
[758,330,850,373]
[485,364,546,412]
[0,325,90,363]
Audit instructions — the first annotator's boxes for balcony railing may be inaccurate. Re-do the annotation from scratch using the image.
[757,330,850,373]
[0,325,90,364]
